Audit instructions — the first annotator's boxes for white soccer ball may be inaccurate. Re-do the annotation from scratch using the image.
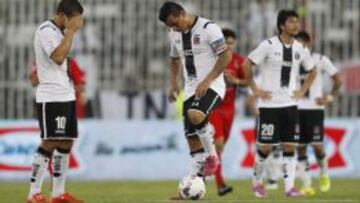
[178,175,206,200]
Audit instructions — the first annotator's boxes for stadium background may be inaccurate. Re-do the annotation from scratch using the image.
[0,0,360,202]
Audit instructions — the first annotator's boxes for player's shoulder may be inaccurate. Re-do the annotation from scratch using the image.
[257,36,278,48]
[197,17,219,30]
[293,39,308,51]
[37,21,57,33]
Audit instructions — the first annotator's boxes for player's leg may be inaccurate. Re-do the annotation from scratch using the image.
[47,101,83,203]
[264,145,282,190]
[27,103,55,203]
[187,89,222,176]
[281,106,303,197]
[297,110,315,196]
[311,110,330,192]
[253,108,279,198]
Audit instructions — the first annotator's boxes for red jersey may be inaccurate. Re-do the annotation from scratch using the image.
[219,52,245,109]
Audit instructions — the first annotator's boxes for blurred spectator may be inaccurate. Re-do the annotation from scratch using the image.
[247,0,277,48]
[29,58,88,118]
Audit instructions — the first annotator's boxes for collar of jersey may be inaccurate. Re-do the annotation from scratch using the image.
[183,16,199,33]
[277,35,293,48]
[49,20,64,35]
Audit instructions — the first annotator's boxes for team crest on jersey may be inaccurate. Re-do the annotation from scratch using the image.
[193,34,201,45]
[294,52,300,60]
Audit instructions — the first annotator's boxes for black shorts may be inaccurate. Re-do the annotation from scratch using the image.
[299,109,324,144]
[257,106,299,144]
[183,89,222,137]
[36,101,78,140]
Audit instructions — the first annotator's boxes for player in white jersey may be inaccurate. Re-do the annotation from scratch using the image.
[294,31,342,196]
[158,1,231,199]
[243,10,317,197]
[27,0,84,203]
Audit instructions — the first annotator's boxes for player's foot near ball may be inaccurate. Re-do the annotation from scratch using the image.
[26,192,48,203]
[285,188,304,197]
[300,186,316,196]
[169,192,185,200]
[218,185,233,196]
[252,184,267,198]
[50,193,84,203]
[320,174,331,192]
[203,155,219,176]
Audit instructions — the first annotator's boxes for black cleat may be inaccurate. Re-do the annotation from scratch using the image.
[218,185,233,196]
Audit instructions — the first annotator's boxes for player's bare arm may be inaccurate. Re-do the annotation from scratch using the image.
[224,71,247,87]
[195,48,231,98]
[246,94,259,116]
[243,58,271,101]
[168,57,182,102]
[316,72,342,105]
[293,67,317,100]
[50,15,83,65]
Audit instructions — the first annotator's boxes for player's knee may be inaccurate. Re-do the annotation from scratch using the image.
[282,143,296,153]
[257,145,271,157]
[312,144,325,157]
[187,110,206,126]
[37,146,53,158]
[297,145,307,156]
[187,135,203,151]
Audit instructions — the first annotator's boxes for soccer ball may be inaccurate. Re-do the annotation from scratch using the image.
[178,175,206,200]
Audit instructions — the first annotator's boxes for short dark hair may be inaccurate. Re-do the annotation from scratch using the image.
[158,1,184,23]
[295,31,311,42]
[277,9,299,33]
[222,28,237,39]
[56,0,84,17]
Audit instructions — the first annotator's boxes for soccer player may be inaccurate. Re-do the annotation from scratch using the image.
[208,28,246,196]
[158,1,231,198]
[294,31,342,195]
[243,9,317,197]
[27,0,84,203]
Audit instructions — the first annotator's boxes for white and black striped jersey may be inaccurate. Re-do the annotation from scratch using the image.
[168,17,227,100]
[34,20,75,103]
[297,53,338,110]
[248,36,315,108]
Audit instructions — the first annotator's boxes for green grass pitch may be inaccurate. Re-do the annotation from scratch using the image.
[2,179,360,203]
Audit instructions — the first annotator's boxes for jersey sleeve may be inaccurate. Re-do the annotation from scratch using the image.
[38,27,61,57]
[205,23,227,55]
[301,48,315,71]
[321,55,338,76]
[248,40,269,65]
[169,42,180,58]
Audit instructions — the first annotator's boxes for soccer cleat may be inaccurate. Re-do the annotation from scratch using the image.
[203,155,219,176]
[300,187,316,196]
[50,193,83,203]
[252,184,267,198]
[218,185,233,196]
[26,193,48,203]
[319,174,331,192]
[285,188,304,197]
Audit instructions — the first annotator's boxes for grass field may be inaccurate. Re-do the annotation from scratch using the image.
[2,179,360,203]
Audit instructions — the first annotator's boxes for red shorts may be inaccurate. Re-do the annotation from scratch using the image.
[209,106,235,142]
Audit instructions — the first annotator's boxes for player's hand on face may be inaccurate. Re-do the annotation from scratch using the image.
[292,89,304,100]
[195,79,211,98]
[254,88,272,101]
[65,15,84,33]
[168,85,179,103]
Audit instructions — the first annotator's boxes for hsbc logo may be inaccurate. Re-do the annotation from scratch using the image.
[0,127,83,174]
[240,125,354,174]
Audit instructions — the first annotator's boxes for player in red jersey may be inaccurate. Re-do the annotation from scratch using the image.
[208,28,246,196]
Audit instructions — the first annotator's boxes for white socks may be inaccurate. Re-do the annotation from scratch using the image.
[253,152,268,186]
[266,152,282,182]
[196,124,217,157]
[189,150,206,176]
[28,152,49,199]
[298,158,312,188]
[317,155,328,176]
[283,153,297,192]
[51,149,70,197]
